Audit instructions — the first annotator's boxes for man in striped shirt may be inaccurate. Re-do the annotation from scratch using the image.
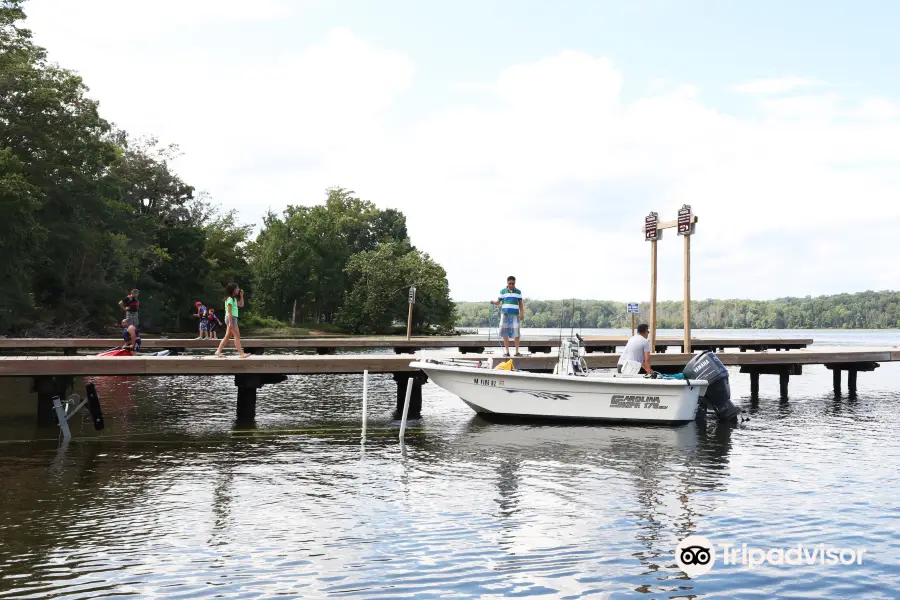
[491,276,524,357]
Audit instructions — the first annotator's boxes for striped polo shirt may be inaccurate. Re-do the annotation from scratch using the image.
[498,287,522,314]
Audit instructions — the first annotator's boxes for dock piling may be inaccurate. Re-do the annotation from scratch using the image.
[392,372,427,419]
[750,372,760,397]
[833,369,841,394]
[234,374,288,421]
[779,372,790,399]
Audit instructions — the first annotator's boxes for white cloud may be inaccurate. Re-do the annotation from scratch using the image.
[729,76,824,95]
[22,4,900,303]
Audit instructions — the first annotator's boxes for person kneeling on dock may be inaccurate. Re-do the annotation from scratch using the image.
[121,319,141,353]
[618,324,652,375]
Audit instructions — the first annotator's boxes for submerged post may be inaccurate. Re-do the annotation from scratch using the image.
[399,377,414,446]
[833,369,841,394]
[361,369,368,443]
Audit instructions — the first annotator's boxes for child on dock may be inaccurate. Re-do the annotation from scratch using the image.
[208,308,221,339]
[215,283,249,358]
[194,301,209,340]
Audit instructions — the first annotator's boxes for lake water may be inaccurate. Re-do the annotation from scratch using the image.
[1,329,899,599]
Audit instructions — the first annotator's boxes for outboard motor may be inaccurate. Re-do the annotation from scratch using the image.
[683,351,741,420]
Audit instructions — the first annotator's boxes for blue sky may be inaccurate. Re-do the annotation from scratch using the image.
[24,0,900,302]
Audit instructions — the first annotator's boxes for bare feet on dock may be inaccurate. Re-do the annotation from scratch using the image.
[214,352,224,358]
[239,353,251,359]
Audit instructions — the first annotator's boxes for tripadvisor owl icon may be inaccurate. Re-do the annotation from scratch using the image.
[676,535,716,577]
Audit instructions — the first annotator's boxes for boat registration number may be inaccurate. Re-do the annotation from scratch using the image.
[473,378,500,387]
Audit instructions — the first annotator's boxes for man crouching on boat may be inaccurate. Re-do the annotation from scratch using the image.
[618,323,652,374]
[121,319,142,354]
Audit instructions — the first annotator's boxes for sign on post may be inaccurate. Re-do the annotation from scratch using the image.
[677,205,693,236]
[644,212,660,241]
[406,285,416,340]
[627,302,639,335]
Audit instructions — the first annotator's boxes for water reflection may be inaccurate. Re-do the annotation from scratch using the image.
[1,359,899,598]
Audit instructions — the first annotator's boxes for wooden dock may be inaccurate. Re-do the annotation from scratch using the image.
[0,335,813,355]
[0,348,895,377]
[1,347,895,425]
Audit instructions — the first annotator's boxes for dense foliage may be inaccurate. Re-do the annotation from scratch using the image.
[249,189,455,334]
[0,1,454,336]
[456,291,900,330]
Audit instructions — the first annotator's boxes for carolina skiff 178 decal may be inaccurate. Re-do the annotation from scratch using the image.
[610,395,668,410]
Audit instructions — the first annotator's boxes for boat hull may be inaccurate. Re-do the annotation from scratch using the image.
[411,362,707,424]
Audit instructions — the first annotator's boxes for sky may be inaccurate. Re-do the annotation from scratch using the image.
[22,0,900,303]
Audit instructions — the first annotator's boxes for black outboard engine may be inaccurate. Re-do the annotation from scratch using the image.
[683,351,741,420]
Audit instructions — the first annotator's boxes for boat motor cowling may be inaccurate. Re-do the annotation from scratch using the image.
[682,351,741,420]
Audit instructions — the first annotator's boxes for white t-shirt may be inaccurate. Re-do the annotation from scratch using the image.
[619,334,650,365]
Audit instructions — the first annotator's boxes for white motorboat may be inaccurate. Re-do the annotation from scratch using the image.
[410,335,741,424]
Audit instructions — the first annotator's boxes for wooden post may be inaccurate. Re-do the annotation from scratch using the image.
[406,303,413,341]
[291,299,297,327]
[833,369,841,394]
[750,372,760,396]
[683,233,691,353]
[631,313,635,337]
[848,370,857,395]
[650,239,658,351]
[406,285,416,341]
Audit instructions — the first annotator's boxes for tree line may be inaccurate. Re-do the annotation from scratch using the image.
[0,1,454,336]
[455,291,900,330]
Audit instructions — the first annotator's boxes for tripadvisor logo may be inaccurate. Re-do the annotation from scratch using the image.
[675,535,867,576]
[676,535,715,577]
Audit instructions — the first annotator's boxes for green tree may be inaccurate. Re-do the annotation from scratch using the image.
[336,242,455,334]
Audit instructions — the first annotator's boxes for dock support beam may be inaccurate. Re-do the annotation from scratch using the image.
[739,364,801,400]
[234,374,288,421]
[825,362,878,396]
[392,372,428,419]
[31,376,74,426]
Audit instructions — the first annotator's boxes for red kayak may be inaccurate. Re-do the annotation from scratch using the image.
[98,348,134,357]
[96,348,170,357]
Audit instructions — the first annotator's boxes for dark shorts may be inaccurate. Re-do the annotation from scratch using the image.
[199,320,210,332]
[125,313,139,327]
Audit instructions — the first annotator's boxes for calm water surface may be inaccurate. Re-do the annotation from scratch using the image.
[0,329,899,599]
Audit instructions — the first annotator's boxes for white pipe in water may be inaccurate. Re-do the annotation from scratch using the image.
[398,377,414,446]
[361,369,368,444]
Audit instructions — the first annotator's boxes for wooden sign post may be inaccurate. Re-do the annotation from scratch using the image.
[406,285,416,340]
[644,213,661,350]
[643,208,698,353]
[677,205,695,353]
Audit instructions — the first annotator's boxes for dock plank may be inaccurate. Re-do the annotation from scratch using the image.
[0,336,814,352]
[0,349,893,378]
